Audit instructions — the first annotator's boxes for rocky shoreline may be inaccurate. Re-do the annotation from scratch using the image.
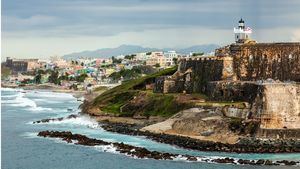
[33,115,300,154]
[37,130,299,166]
[100,123,300,154]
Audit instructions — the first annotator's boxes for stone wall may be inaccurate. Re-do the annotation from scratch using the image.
[205,81,300,130]
[152,42,300,136]
[216,43,300,82]
[153,76,185,93]
[256,83,300,129]
[156,43,300,95]
[205,81,259,102]
[256,128,300,139]
[178,57,224,93]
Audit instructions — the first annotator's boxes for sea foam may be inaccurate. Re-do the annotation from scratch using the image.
[47,115,100,129]
[2,91,53,111]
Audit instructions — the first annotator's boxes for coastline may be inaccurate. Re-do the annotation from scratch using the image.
[4,85,300,155]
[99,122,300,154]
[1,83,89,99]
[37,130,300,166]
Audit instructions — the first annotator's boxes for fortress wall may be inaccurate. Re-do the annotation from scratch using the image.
[229,43,300,82]
[259,83,300,129]
[153,76,185,93]
[178,58,224,93]
[205,81,259,102]
[256,128,300,139]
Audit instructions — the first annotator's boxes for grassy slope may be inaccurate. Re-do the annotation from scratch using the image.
[90,66,246,118]
[93,67,177,103]
[139,92,186,117]
[92,67,180,117]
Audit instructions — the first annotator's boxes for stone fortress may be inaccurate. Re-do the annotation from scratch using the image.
[154,19,300,138]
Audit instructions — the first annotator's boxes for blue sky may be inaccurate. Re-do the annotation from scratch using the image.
[2,0,300,58]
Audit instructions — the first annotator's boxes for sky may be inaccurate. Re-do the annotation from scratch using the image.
[2,0,300,59]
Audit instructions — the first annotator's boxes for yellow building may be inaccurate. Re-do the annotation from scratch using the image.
[145,52,166,67]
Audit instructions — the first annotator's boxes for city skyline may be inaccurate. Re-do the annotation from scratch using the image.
[2,0,300,59]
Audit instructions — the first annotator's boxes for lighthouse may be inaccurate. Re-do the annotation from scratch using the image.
[234,18,252,43]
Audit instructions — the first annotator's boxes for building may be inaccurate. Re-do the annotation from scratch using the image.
[146,52,166,67]
[5,57,39,73]
[135,52,147,61]
[233,18,252,44]
[51,56,70,68]
[27,59,40,71]
[164,51,178,66]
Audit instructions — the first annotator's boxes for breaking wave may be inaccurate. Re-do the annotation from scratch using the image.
[2,92,52,111]
[1,88,24,92]
[46,115,100,129]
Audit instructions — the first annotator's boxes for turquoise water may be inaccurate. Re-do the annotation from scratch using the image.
[1,88,300,169]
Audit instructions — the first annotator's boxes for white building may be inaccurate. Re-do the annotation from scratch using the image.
[135,52,147,61]
[233,18,252,43]
[164,51,178,66]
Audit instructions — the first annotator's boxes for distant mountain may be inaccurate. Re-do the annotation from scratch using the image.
[62,45,158,60]
[62,44,220,60]
[177,44,220,54]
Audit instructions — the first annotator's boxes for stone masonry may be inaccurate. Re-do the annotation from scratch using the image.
[154,42,300,131]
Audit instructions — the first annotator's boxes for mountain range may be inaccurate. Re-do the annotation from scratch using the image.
[62,44,220,60]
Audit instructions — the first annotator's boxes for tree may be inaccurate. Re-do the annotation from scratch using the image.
[34,73,42,84]
[81,62,84,66]
[192,52,204,57]
[59,72,69,81]
[109,68,142,81]
[112,56,122,64]
[76,73,88,82]
[37,69,45,74]
[124,54,135,60]
[154,63,160,68]
[172,58,178,65]
[48,71,60,85]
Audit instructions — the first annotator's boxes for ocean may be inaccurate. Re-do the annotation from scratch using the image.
[1,88,299,169]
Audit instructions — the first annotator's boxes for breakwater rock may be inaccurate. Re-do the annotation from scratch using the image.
[101,123,300,153]
[37,130,299,166]
[33,114,78,124]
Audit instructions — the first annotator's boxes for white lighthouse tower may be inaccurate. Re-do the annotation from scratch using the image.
[234,18,252,43]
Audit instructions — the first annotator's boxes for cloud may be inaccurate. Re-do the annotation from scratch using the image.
[3,15,59,31]
[2,0,300,58]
